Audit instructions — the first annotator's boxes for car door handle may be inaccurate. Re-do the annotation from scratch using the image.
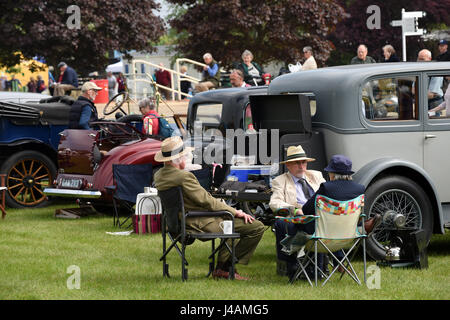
[425,134,436,139]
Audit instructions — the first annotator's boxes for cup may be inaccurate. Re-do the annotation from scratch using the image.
[219,220,233,234]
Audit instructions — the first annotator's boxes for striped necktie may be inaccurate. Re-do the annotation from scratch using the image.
[299,178,312,200]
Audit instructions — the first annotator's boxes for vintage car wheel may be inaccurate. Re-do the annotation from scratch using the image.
[364,175,433,261]
[104,92,128,116]
[0,151,57,208]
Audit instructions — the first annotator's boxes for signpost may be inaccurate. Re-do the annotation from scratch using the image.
[391,9,426,61]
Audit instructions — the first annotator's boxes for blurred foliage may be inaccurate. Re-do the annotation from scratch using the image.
[166,0,346,68]
[0,0,165,75]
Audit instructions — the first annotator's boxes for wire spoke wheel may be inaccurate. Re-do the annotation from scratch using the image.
[365,175,433,261]
[368,189,422,246]
[6,159,51,206]
[1,151,57,208]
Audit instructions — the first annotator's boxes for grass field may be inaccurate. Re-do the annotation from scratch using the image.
[0,200,449,300]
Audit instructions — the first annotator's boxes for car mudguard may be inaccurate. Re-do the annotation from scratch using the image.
[353,157,444,234]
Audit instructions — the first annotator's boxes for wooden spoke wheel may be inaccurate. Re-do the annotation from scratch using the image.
[1,151,57,208]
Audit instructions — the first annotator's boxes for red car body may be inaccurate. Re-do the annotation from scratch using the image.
[45,122,163,202]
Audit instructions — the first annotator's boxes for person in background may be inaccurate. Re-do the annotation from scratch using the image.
[36,75,46,93]
[382,44,400,62]
[107,71,117,101]
[68,81,101,130]
[155,63,172,100]
[117,72,127,93]
[229,69,250,88]
[10,75,22,92]
[417,49,444,110]
[195,53,221,92]
[237,50,265,86]
[139,97,160,135]
[27,77,37,93]
[302,46,318,70]
[53,62,78,96]
[48,66,56,96]
[179,65,192,99]
[436,39,450,62]
[0,74,7,91]
[350,44,376,64]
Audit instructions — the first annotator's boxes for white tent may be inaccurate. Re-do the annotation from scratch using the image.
[105,60,123,73]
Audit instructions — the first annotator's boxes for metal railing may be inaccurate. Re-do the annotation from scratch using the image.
[129,58,206,101]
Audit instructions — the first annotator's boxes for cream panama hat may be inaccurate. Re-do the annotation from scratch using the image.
[154,136,195,162]
[280,145,315,164]
[81,81,102,91]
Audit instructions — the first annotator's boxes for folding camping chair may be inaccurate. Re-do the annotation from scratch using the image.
[158,186,240,281]
[0,174,6,219]
[284,194,367,287]
[105,163,153,228]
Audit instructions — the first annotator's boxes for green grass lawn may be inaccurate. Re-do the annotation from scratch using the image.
[0,201,449,300]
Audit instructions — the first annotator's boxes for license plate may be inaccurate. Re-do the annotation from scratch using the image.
[60,178,82,189]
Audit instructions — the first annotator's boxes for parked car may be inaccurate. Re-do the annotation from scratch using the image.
[252,61,450,260]
[0,91,51,104]
[0,95,69,208]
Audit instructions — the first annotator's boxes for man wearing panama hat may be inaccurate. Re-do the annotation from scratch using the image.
[269,145,326,276]
[154,136,265,280]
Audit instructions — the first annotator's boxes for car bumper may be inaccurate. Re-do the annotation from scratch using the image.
[43,188,102,199]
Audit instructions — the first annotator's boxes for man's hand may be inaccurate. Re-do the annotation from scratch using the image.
[234,209,255,224]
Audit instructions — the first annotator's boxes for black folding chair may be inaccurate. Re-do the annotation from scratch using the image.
[105,163,153,228]
[158,186,240,281]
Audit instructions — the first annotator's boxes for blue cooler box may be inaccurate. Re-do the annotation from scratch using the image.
[229,165,271,182]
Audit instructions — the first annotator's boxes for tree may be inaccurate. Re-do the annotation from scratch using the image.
[167,0,346,68]
[0,1,165,74]
[328,0,450,65]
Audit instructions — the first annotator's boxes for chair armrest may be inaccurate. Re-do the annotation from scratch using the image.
[186,210,234,220]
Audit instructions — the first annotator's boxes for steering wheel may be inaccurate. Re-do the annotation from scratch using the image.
[103,91,128,116]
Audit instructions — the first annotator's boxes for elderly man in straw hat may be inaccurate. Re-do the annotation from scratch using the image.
[154,136,265,280]
[269,145,326,277]
[68,81,102,130]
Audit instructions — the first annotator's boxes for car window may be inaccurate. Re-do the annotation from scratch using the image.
[195,103,222,125]
[427,73,450,119]
[362,76,418,121]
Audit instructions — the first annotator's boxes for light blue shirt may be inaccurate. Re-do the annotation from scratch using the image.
[289,173,314,206]
[207,64,218,77]
[429,76,443,97]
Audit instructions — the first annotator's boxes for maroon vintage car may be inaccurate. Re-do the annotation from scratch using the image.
[43,121,164,203]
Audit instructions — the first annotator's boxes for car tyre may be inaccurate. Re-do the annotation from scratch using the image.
[0,150,57,208]
[364,175,433,261]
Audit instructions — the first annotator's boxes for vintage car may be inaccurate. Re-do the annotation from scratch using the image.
[250,61,450,260]
[0,95,69,208]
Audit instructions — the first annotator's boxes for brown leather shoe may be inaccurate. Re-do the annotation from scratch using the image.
[337,265,346,274]
[212,268,229,279]
[212,268,249,280]
[232,271,249,281]
[364,214,382,234]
